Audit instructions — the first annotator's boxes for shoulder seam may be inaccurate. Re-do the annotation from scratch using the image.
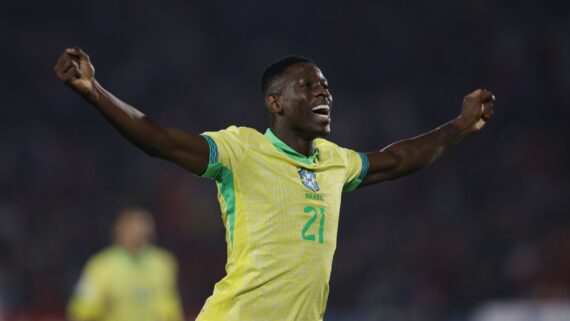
[226,127,254,176]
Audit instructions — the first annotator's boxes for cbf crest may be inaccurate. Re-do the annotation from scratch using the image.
[299,169,319,192]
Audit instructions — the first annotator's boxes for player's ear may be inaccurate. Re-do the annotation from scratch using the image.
[266,94,282,114]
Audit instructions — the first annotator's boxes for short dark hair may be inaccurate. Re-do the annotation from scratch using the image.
[261,55,313,95]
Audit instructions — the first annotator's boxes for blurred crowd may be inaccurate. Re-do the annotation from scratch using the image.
[1,0,569,320]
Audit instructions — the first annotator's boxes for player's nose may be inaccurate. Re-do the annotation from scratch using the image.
[314,85,332,103]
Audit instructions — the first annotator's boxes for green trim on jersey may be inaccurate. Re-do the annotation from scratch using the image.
[200,134,236,248]
[202,135,219,164]
[342,152,369,192]
[197,126,370,320]
[264,128,319,164]
[217,166,236,248]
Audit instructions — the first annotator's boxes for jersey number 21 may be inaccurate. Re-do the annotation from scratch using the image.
[302,206,325,243]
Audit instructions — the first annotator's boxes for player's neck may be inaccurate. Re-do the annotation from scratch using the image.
[116,241,147,256]
[270,126,314,157]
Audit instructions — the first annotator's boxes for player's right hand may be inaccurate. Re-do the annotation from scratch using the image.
[54,47,95,97]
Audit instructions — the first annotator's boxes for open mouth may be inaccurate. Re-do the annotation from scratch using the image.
[311,104,330,117]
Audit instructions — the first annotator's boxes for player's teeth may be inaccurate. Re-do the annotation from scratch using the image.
[312,105,329,111]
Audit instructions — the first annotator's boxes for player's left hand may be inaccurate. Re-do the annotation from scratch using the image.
[457,88,495,134]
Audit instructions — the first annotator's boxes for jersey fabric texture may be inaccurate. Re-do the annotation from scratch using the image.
[68,245,184,321]
[197,126,368,321]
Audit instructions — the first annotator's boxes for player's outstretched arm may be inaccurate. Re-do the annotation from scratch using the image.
[360,89,495,186]
[54,47,209,175]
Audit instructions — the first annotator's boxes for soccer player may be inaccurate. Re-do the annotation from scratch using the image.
[68,207,184,321]
[55,48,495,321]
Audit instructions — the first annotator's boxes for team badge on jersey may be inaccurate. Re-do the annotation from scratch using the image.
[299,169,319,192]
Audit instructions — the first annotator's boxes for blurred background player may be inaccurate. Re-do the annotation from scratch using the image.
[67,207,184,321]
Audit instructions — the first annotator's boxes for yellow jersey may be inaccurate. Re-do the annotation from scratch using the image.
[197,127,368,321]
[67,245,184,321]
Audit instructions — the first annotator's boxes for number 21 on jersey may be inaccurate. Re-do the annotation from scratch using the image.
[302,206,325,243]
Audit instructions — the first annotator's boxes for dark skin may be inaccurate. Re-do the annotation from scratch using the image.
[266,63,333,155]
[54,48,495,186]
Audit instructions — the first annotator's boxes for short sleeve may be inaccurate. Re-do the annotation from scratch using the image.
[342,149,369,192]
[67,258,106,320]
[200,126,249,181]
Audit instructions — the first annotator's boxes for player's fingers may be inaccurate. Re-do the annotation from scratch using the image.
[482,110,494,121]
[66,47,90,62]
[55,51,68,68]
[55,58,76,79]
[61,65,82,83]
[483,92,496,103]
[482,102,494,120]
[54,61,68,79]
[54,52,73,73]
[56,58,80,79]
[61,59,79,73]
[478,88,494,102]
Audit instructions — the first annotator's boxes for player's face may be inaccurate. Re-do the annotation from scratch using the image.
[277,63,333,139]
[115,210,156,250]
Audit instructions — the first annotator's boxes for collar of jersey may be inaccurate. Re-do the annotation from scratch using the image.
[112,244,149,263]
[264,128,318,165]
